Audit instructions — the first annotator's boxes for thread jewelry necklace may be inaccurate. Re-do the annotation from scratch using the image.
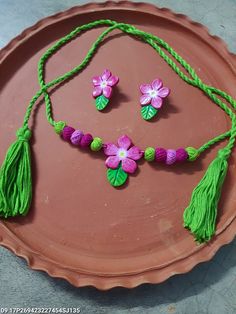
[0,20,236,245]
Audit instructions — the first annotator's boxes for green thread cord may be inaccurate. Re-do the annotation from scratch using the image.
[37,21,119,127]
[0,20,236,243]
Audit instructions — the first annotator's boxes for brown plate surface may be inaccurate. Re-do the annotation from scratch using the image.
[0,1,236,290]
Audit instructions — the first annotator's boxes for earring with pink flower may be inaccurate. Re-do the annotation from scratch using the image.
[140,78,170,120]
[92,69,119,111]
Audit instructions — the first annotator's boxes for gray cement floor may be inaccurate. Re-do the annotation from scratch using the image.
[0,1,236,313]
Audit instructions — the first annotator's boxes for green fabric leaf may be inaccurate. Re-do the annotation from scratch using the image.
[141,105,157,120]
[107,163,128,187]
[95,95,109,111]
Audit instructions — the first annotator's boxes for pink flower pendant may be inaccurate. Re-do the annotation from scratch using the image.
[103,135,143,187]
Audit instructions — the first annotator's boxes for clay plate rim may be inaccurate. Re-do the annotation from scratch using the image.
[0,1,236,290]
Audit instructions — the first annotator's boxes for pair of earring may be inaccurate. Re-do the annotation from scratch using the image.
[92,69,170,120]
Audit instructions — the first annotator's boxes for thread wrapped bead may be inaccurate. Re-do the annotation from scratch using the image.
[62,126,75,141]
[90,137,103,151]
[166,149,176,165]
[144,147,155,161]
[155,147,167,162]
[54,121,66,135]
[71,130,84,145]
[80,134,93,148]
[186,147,199,161]
[176,148,188,162]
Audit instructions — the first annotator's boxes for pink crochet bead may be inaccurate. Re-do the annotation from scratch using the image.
[155,148,167,162]
[70,130,84,145]
[166,149,177,165]
[176,148,188,162]
[62,126,75,141]
[80,133,93,148]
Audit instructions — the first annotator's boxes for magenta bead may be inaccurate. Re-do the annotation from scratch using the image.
[62,126,75,141]
[71,130,84,145]
[155,148,167,162]
[176,148,188,162]
[166,149,176,165]
[80,134,93,148]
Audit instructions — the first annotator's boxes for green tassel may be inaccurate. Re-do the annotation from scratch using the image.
[183,149,228,243]
[0,127,32,218]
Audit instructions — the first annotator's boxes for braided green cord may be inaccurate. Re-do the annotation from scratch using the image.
[207,86,236,110]
[119,24,236,113]
[21,20,236,159]
[119,24,236,158]
[117,24,236,159]
[37,20,118,126]
[198,130,231,154]
[22,23,117,130]
[118,25,198,86]
[22,89,44,128]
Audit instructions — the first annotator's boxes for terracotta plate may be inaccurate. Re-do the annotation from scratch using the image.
[0,2,236,290]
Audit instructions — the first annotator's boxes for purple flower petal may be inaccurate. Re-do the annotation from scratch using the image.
[122,158,137,174]
[118,135,132,150]
[92,86,102,98]
[152,79,163,91]
[92,76,102,86]
[151,96,163,109]
[103,86,112,98]
[105,156,120,169]
[158,87,170,98]
[107,75,119,87]
[140,84,152,94]
[104,143,118,156]
[127,146,143,160]
[102,69,111,81]
[140,94,151,105]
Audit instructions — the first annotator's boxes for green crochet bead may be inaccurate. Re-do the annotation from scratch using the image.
[144,147,155,161]
[186,147,199,161]
[90,137,103,151]
[54,121,66,135]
